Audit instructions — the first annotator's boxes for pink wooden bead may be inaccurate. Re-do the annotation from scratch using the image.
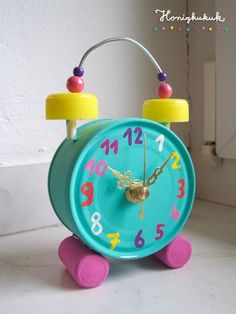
[66,76,84,93]
[157,83,173,98]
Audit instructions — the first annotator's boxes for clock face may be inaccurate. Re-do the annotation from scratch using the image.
[70,119,195,259]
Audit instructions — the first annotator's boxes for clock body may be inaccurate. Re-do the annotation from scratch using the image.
[48,118,195,259]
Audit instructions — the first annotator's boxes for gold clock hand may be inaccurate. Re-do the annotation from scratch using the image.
[140,133,147,220]
[146,153,173,187]
[107,166,132,190]
[140,202,145,220]
[143,133,147,186]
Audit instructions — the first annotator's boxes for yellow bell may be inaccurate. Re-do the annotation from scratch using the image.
[142,98,189,124]
[46,93,98,120]
[46,93,98,139]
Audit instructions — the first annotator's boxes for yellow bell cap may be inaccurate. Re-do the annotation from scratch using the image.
[46,93,98,120]
[142,98,189,122]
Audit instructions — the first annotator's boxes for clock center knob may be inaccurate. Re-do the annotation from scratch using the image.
[125,180,150,204]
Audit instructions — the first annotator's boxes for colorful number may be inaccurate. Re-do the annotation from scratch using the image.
[100,139,118,155]
[155,224,165,240]
[81,182,94,207]
[91,212,103,236]
[110,140,118,154]
[84,159,95,176]
[134,230,145,248]
[123,127,143,145]
[171,205,180,221]
[106,232,121,250]
[177,179,185,198]
[123,128,132,145]
[134,127,143,144]
[155,134,165,152]
[84,159,107,176]
[171,152,182,169]
[96,160,107,176]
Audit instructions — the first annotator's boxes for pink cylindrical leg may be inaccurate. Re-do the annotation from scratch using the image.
[58,236,109,288]
[154,235,192,269]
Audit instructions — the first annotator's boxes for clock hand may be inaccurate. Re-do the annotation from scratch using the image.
[143,133,147,186]
[140,133,147,220]
[146,153,173,187]
[107,166,132,190]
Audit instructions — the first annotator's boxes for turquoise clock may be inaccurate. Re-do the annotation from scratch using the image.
[46,38,196,289]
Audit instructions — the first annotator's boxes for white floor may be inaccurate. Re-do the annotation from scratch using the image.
[0,199,236,314]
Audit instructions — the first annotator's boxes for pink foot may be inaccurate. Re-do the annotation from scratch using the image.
[58,236,109,288]
[154,235,192,269]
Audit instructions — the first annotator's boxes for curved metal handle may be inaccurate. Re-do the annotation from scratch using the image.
[77,37,163,74]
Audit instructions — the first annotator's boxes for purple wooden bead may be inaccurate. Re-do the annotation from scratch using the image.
[158,72,167,82]
[73,66,84,77]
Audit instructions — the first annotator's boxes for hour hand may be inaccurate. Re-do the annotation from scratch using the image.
[107,166,132,190]
[146,153,173,187]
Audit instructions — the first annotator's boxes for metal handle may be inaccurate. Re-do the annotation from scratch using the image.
[77,37,163,74]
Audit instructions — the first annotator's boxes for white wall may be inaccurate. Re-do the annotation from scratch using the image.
[189,0,236,207]
[0,0,188,234]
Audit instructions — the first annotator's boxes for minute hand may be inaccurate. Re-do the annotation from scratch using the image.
[146,154,173,187]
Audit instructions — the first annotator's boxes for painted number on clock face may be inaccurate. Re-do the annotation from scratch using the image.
[177,179,185,198]
[155,134,165,152]
[81,182,94,207]
[106,232,121,250]
[100,139,118,155]
[171,152,182,169]
[84,159,108,176]
[155,224,165,240]
[123,127,143,145]
[134,230,145,248]
[91,212,103,236]
[171,205,180,221]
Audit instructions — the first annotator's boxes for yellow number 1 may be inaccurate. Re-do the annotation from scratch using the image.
[106,232,121,250]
